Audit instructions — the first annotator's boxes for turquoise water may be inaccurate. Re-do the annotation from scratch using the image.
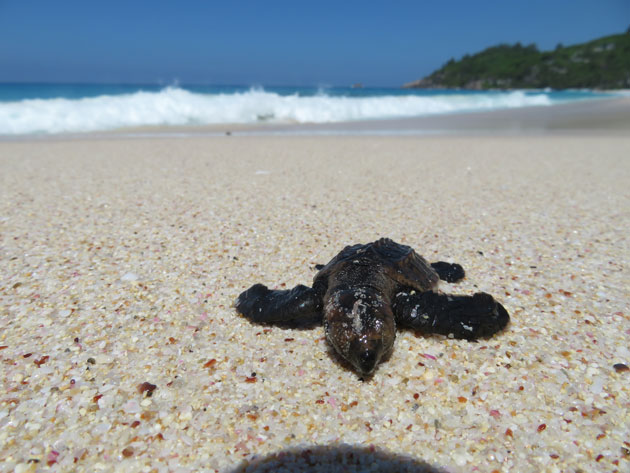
[0,82,614,102]
[0,83,620,135]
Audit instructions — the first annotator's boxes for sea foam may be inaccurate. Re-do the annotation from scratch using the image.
[0,87,554,135]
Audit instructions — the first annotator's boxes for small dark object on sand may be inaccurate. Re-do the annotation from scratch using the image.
[235,238,509,376]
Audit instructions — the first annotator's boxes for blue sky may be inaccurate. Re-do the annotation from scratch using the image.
[0,0,628,86]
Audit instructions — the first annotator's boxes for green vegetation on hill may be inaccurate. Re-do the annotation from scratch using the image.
[404,33,630,90]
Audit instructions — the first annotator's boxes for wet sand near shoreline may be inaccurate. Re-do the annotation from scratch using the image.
[2,95,629,142]
[119,95,630,137]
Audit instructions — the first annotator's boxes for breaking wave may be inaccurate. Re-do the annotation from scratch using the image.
[0,87,557,135]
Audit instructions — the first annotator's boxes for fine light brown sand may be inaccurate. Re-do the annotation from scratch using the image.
[1,132,629,472]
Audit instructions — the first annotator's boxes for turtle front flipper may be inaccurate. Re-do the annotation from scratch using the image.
[393,291,509,340]
[430,262,465,283]
[235,283,323,324]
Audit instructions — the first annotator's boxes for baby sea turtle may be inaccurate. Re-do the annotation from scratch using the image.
[235,238,509,376]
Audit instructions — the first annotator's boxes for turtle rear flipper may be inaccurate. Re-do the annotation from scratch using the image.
[235,283,323,324]
[393,291,509,340]
[430,261,465,283]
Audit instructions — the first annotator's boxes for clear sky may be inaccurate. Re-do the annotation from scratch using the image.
[0,0,628,87]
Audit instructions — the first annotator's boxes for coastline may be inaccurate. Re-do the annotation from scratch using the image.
[81,95,630,138]
[1,124,629,471]
[1,93,629,141]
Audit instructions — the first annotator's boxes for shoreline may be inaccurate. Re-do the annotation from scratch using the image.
[2,96,629,142]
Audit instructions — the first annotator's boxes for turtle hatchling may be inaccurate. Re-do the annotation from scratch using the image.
[235,238,509,376]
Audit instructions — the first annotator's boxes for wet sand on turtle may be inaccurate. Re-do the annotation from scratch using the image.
[1,118,629,471]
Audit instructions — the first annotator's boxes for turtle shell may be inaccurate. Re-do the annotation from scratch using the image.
[314,238,438,292]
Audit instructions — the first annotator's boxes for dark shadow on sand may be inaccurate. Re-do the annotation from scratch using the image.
[229,444,447,473]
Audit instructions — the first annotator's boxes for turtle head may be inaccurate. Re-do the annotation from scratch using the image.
[349,334,388,376]
[324,288,396,376]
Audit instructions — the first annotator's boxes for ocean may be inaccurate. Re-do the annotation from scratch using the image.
[0,83,621,135]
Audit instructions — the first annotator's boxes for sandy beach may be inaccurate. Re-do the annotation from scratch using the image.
[1,105,629,472]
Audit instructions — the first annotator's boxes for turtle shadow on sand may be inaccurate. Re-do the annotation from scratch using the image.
[229,444,448,473]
